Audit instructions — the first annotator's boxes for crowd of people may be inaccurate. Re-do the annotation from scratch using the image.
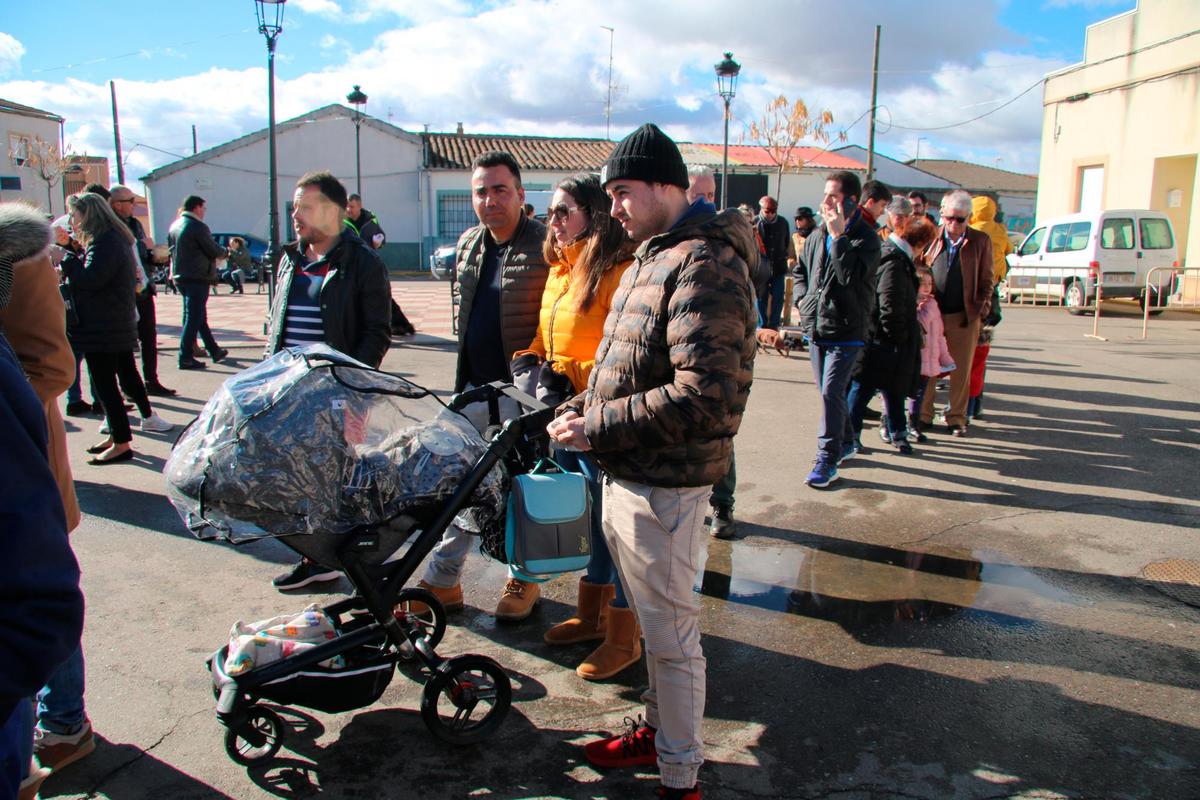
[0,117,1013,798]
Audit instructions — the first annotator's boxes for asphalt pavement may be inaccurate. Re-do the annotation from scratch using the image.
[39,281,1200,799]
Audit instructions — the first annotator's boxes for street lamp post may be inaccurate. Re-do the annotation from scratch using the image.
[347,85,368,196]
[255,0,286,307]
[714,51,741,211]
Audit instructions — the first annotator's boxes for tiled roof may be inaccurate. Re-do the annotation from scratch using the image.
[693,144,865,170]
[906,159,1038,193]
[425,133,616,171]
[0,97,63,122]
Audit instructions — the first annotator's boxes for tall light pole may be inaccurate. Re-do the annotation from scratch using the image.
[347,85,367,195]
[915,136,927,161]
[601,26,614,140]
[255,0,286,306]
[714,51,741,211]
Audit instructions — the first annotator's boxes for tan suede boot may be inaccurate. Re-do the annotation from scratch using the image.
[577,604,642,681]
[544,579,615,645]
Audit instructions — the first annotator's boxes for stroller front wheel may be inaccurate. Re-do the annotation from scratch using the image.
[421,654,512,745]
[225,707,285,765]
[393,587,447,662]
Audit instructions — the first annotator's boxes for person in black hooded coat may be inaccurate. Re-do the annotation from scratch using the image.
[848,207,936,453]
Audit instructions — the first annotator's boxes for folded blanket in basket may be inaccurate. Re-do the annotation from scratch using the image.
[224,604,342,676]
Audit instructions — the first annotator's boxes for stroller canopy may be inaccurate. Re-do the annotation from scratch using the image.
[165,345,505,543]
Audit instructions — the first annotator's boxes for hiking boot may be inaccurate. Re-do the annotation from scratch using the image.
[34,720,96,771]
[138,413,174,433]
[577,605,642,681]
[411,580,465,614]
[544,579,614,645]
[272,559,340,591]
[584,716,658,768]
[655,786,701,800]
[709,505,736,540]
[805,460,838,489]
[495,578,540,621]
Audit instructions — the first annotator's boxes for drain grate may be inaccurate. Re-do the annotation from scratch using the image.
[1141,559,1200,608]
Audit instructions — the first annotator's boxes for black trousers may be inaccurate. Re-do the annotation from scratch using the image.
[136,291,159,385]
[85,350,151,445]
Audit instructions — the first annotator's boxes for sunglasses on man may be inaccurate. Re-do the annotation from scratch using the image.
[942,215,967,223]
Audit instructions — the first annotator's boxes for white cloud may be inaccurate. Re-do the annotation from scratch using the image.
[0,0,1062,187]
[0,32,26,76]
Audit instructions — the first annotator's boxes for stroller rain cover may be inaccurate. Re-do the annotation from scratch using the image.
[165,344,506,543]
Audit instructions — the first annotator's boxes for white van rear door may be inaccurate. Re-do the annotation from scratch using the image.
[1097,215,1137,292]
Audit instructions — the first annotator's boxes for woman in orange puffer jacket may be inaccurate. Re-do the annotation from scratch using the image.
[509,172,637,681]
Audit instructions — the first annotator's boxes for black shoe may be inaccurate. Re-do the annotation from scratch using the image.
[709,505,737,540]
[145,382,177,397]
[90,401,104,414]
[272,559,340,591]
[179,359,207,370]
[895,440,914,455]
[66,400,92,417]
[210,348,229,364]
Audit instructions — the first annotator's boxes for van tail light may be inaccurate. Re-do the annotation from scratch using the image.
[1173,260,1180,268]
[1088,261,1099,282]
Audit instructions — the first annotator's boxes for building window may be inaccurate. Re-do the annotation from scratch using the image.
[1077,165,1104,214]
[438,192,474,243]
[7,133,31,167]
[0,176,21,191]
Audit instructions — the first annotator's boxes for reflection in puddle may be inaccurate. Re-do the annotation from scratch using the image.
[698,538,1068,631]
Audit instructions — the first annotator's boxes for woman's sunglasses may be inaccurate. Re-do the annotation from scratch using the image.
[547,204,581,222]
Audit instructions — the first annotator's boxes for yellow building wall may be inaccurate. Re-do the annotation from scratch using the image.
[1037,0,1200,269]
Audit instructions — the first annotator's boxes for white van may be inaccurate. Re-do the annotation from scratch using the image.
[1003,210,1178,315]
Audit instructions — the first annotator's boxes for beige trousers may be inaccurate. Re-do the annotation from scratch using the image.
[920,311,980,428]
[602,475,710,789]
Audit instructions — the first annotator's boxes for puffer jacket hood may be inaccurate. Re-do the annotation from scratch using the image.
[0,203,52,266]
[640,207,758,269]
[970,195,997,223]
[969,195,1012,282]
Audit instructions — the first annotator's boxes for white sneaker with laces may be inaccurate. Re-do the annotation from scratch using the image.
[139,413,174,432]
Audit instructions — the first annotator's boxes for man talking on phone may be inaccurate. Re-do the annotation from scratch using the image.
[796,170,881,488]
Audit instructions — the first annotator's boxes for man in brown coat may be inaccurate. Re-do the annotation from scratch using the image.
[550,123,757,800]
[919,189,994,434]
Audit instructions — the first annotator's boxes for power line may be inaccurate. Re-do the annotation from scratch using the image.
[884,78,1044,132]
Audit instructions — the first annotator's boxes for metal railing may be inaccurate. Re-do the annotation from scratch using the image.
[1141,267,1200,339]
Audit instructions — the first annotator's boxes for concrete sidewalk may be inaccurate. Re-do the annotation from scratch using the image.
[42,299,1200,799]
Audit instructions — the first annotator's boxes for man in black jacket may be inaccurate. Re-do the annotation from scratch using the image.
[109,185,174,396]
[267,171,393,591]
[797,171,882,488]
[167,196,227,369]
[755,195,791,329]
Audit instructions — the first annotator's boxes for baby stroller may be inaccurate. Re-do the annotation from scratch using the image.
[164,344,553,765]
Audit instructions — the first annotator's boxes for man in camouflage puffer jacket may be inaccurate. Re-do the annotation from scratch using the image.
[551,123,756,800]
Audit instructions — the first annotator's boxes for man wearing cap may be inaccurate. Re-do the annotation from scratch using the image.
[550,123,758,800]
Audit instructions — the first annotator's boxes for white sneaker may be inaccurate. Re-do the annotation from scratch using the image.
[138,413,174,433]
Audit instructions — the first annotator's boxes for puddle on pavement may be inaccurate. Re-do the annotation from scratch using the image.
[698,538,1077,630]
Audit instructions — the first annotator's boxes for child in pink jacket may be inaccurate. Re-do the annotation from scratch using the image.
[908,268,955,442]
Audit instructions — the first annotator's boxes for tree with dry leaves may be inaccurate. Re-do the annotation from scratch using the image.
[743,95,837,197]
[8,135,74,212]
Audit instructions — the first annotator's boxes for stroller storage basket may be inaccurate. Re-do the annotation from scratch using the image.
[213,638,393,714]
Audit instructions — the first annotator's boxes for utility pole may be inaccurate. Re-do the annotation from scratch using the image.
[110,81,124,184]
[866,24,880,181]
[601,26,614,140]
[192,125,198,155]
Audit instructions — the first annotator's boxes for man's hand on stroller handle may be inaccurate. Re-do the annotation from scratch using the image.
[547,411,592,452]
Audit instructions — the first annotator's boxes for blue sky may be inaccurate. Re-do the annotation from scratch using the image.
[0,0,1136,185]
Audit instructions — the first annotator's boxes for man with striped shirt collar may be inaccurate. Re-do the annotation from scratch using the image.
[263,170,392,591]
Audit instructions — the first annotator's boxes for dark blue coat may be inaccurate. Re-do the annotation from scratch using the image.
[61,228,139,353]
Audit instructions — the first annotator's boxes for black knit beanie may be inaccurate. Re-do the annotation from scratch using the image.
[600,123,688,190]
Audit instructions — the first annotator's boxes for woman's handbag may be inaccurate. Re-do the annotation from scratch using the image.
[504,457,592,583]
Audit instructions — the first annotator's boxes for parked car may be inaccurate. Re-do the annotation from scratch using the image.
[211,233,270,280]
[430,244,455,280]
[1003,210,1178,315]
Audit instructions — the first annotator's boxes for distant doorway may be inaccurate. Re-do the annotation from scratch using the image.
[1150,155,1196,267]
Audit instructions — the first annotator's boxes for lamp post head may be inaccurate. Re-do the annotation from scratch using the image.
[255,0,287,38]
[347,84,368,120]
[715,51,741,102]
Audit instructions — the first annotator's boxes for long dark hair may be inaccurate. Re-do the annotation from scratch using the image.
[542,172,634,313]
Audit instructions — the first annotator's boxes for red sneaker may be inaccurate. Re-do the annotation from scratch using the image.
[655,786,701,800]
[584,716,657,768]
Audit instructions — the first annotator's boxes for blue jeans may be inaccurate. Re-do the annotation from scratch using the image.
[809,344,861,464]
[554,448,627,608]
[758,274,786,329]
[178,280,220,363]
[848,380,908,441]
[37,646,86,734]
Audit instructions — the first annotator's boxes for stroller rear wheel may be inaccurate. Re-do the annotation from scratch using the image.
[421,654,512,745]
[224,706,285,765]
[393,587,447,661]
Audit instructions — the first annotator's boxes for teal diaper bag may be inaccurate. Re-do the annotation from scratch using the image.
[505,458,592,582]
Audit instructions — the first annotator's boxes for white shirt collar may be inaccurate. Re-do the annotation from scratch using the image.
[889,233,913,259]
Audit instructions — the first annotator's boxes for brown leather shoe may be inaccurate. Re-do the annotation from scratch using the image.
[544,579,614,645]
[410,580,464,614]
[495,578,540,621]
[577,604,642,680]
